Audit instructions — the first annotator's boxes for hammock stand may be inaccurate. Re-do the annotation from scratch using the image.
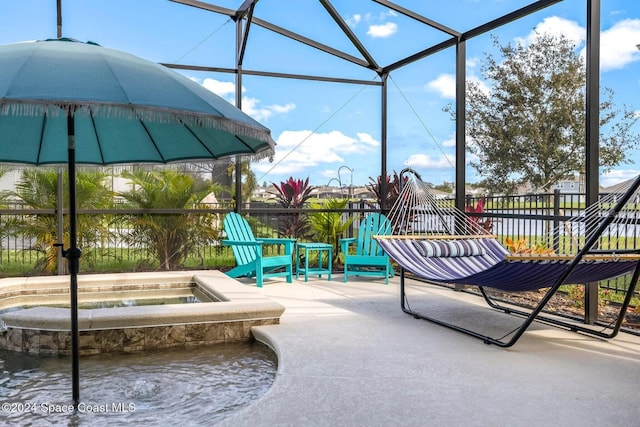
[375,168,640,347]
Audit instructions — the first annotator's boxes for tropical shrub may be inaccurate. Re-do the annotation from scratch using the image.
[118,168,220,270]
[366,171,405,210]
[271,176,314,239]
[566,285,610,314]
[308,198,354,263]
[7,168,114,273]
[504,237,554,255]
[465,197,493,233]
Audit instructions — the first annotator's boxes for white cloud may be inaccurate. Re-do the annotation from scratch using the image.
[239,98,295,122]
[442,135,456,147]
[425,74,456,99]
[517,16,640,72]
[201,78,236,97]
[598,19,640,71]
[520,16,585,46]
[379,10,398,20]
[425,73,489,99]
[194,77,296,122]
[345,14,361,28]
[241,97,273,122]
[356,132,379,147]
[347,9,398,38]
[253,130,380,177]
[267,103,296,114]
[404,153,455,169]
[242,99,295,122]
[367,22,397,38]
[319,168,340,181]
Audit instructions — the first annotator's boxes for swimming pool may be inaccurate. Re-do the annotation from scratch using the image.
[0,341,277,425]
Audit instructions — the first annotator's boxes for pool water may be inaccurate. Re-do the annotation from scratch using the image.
[0,342,277,426]
[0,284,215,313]
[50,294,202,309]
[0,286,214,315]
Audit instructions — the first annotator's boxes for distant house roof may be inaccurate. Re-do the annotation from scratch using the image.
[429,188,453,198]
[351,187,375,198]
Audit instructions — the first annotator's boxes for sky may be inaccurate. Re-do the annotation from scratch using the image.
[0,0,639,189]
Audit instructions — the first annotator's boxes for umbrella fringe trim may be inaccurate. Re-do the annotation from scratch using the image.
[0,101,276,148]
[95,150,272,168]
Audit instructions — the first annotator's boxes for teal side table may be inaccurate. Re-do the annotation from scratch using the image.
[296,243,332,282]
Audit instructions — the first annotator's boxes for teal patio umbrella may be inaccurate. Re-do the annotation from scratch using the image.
[0,38,276,406]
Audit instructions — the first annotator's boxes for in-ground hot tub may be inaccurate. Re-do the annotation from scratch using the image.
[0,270,285,355]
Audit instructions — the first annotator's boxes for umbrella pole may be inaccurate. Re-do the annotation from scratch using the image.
[66,115,81,408]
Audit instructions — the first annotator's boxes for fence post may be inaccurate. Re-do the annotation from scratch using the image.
[584,190,599,325]
[553,189,560,253]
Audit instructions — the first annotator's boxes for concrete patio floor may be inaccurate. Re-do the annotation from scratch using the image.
[217,274,640,427]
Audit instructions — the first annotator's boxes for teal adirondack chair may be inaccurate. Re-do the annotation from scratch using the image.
[340,213,394,284]
[222,212,296,287]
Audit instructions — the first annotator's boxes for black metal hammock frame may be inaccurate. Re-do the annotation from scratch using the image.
[374,168,640,347]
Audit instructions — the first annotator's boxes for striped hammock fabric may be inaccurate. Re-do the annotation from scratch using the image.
[376,236,639,291]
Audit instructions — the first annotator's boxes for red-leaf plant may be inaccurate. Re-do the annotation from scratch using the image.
[272,177,315,239]
[465,196,493,234]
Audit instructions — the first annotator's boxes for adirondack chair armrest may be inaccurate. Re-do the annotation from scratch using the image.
[222,240,263,247]
[260,238,296,245]
[339,237,357,254]
[340,237,357,247]
[339,238,357,243]
[259,238,296,254]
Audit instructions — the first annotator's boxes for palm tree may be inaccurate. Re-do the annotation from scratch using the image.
[9,168,114,273]
[118,167,220,269]
[227,160,258,206]
[308,198,354,264]
[0,167,14,251]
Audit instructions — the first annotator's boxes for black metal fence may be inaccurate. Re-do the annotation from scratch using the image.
[466,189,638,295]
[0,200,376,275]
[0,192,638,300]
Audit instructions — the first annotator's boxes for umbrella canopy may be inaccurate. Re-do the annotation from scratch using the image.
[0,38,276,407]
[0,38,275,165]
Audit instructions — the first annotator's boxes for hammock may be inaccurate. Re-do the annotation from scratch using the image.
[374,168,640,347]
[377,236,639,291]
